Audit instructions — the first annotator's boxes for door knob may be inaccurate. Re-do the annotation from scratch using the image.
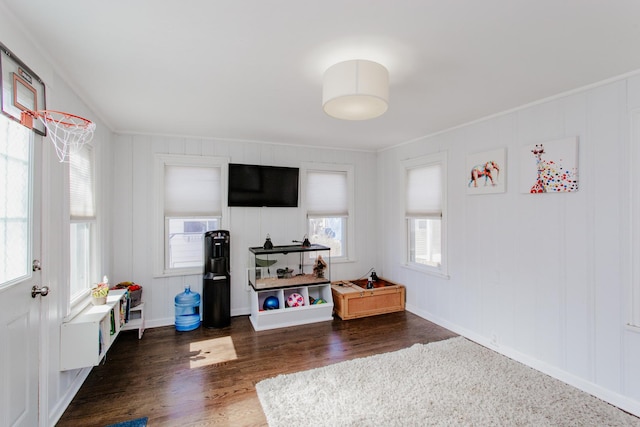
[31,285,49,298]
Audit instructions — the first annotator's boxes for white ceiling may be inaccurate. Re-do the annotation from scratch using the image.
[3,0,640,151]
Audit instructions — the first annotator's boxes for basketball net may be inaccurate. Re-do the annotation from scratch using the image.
[21,110,96,162]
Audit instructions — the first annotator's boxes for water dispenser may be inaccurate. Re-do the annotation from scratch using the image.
[203,230,230,328]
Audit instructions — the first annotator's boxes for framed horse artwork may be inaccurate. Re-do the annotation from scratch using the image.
[466,148,506,195]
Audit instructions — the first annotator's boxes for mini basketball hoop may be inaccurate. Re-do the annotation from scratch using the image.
[20,109,96,162]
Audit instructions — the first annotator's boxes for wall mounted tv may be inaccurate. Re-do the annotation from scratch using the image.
[228,163,299,207]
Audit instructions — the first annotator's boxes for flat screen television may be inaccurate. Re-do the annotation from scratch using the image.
[228,163,299,207]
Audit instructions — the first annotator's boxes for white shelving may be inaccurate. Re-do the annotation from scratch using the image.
[250,283,333,331]
[60,290,127,371]
[121,302,145,339]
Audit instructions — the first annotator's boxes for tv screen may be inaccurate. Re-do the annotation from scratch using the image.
[228,163,299,207]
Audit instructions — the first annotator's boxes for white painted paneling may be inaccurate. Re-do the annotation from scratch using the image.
[378,78,640,415]
[588,82,627,392]
[111,136,378,323]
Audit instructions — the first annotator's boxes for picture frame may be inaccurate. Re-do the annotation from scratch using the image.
[519,137,578,194]
[466,148,506,195]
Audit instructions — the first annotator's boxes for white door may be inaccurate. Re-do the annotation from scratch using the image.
[0,115,43,427]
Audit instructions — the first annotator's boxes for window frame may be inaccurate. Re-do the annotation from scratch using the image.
[402,152,448,278]
[153,154,229,277]
[300,162,355,263]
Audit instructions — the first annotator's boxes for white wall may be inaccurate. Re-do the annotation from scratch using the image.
[43,74,114,426]
[0,6,115,425]
[377,76,640,415]
[110,136,378,327]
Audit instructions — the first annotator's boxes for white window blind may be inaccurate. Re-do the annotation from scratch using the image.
[70,145,95,220]
[406,164,442,218]
[164,165,221,216]
[306,171,348,216]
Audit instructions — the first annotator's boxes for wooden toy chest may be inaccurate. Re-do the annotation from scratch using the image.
[331,278,405,320]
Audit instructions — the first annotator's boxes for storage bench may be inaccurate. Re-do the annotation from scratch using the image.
[331,278,405,320]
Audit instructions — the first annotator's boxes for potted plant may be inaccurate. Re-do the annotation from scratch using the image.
[91,283,109,305]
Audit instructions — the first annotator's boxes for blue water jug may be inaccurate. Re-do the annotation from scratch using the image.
[174,285,201,331]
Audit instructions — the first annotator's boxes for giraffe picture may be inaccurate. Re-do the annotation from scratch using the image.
[519,136,579,194]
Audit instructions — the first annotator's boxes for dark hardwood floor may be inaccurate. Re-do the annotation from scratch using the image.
[56,312,457,427]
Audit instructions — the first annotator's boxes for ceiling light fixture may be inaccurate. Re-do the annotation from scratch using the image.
[322,59,389,120]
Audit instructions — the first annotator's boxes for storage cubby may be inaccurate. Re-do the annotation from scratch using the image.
[248,244,334,331]
[283,287,307,308]
[308,285,332,305]
[60,289,128,371]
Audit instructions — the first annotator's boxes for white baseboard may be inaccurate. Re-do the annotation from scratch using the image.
[48,367,92,427]
[144,308,251,330]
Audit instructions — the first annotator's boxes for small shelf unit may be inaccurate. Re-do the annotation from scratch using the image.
[60,289,128,371]
[121,302,145,339]
[248,244,334,331]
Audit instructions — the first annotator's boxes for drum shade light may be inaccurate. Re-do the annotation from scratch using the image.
[322,60,389,120]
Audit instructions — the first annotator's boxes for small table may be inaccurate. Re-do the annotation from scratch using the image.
[331,278,405,320]
[121,302,145,339]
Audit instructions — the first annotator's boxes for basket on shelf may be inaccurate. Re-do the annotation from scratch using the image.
[115,282,143,307]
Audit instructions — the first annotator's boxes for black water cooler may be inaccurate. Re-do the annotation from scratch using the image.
[203,230,230,328]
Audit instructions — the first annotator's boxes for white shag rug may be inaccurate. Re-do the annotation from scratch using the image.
[256,337,640,427]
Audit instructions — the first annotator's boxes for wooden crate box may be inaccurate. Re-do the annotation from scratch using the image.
[331,278,405,320]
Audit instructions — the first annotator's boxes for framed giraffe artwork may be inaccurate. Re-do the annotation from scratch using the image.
[519,136,579,194]
[466,148,506,195]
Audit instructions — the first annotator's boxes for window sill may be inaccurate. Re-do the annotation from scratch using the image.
[625,324,640,334]
[402,263,450,280]
[330,257,355,265]
[66,293,91,322]
[156,268,204,278]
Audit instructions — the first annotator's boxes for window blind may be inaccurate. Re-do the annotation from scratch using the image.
[306,170,348,216]
[164,165,221,216]
[406,164,441,218]
[69,145,95,220]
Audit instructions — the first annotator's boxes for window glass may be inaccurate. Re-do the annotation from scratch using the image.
[69,222,92,301]
[308,216,345,257]
[166,217,220,269]
[408,218,441,267]
[0,115,31,287]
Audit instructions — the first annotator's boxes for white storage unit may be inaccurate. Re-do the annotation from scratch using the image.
[60,290,127,371]
[248,244,333,331]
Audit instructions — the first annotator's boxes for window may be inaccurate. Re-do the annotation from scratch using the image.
[302,163,354,261]
[69,144,96,302]
[0,115,32,288]
[404,153,447,275]
[155,154,228,276]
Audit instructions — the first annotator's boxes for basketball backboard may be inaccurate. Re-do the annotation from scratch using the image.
[0,43,46,135]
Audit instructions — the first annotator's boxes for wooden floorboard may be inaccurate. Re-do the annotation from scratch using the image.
[56,312,457,427]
